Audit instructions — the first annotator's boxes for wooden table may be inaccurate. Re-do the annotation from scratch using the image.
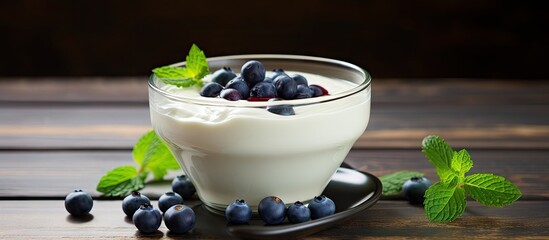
[1,78,548,239]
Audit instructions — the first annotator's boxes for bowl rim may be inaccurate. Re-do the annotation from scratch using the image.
[148,54,371,107]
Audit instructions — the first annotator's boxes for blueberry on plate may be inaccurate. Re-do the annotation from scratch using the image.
[220,88,243,101]
[402,177,432,204]
[250,81,277,98]
[266,98,295,116]
[287,201,311,224]
[64,189,93,217]
[172,175,196,199]
[225,77,250,99]
[211,67,237,86]
[273,75,297,99]
[133,203,162,234]
[258,196,286,225]
[308,195,336,219]
[270,68,287,80]
[294,84,315,99]
[200,82,224,97]
[241,60,266,87]
[164,204,196,234]
[122,191,151,217]
[290,73,308,86]
[225,199,253,224]
[158,192,184,213]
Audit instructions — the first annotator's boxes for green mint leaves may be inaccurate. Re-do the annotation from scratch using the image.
[96,130,180,197]
[152,44,209,88]
[380,171,424,196]
[422,135,521,222]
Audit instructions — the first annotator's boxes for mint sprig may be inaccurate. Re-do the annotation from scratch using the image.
[422,135,522,222]
[152,44,209,88]
[96,130,180,197]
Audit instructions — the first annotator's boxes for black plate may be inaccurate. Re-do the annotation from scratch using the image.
[187,165,382,239]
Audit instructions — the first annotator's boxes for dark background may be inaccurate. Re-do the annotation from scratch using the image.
[1,0,547,78]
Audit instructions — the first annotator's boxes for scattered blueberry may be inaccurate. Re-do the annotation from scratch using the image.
[258,196,286,225]
[251,81,277,98]
[64,189,93,217]
[266,98,295,116]
[241,60,266,87]
[290,74,308,86]
[158,192,184,213]
[308,195,336,219]
[132,203,162,234]
[287,201,311,224]
[122,191,151,217]
[211,67,237,86]
[309,85,324,97]
[164,204,196,234]
[220,88,243,101]
[273,75,297,99]
[402,177,432,204]
[200,82,224,97]
[294,84,315,99]
[270,68,287,80]
[225,77,250,99]
[172,175,196,199]
[225,199,253,224]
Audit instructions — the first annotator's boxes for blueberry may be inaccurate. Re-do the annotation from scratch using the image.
[200,82,224,97]
[164,204,196,234]
[273,75,297,99]
[64,189,93,217]
[220,88,242,101]
[241,60,266,87]
[258,196,286,225]
[287,201,311,224]
[251,82,277,98]
[211,67,237,86]
[225,199,253,224]
[132,203,162,234]
[290,74,308,86]
[309,85,324,97]
[308,195,336,219]
[172,175,196,199]
[294,84,314,99]
[263,77,273,83]
[266,98,295,116]
[122,191,151,217]
[270,68,287,80]
[225,77,250,99]
[158,192,184,213]
[402,177,432,204]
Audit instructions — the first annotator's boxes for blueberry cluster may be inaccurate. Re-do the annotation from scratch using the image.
[224,195,336,225]
[200,61,329,115]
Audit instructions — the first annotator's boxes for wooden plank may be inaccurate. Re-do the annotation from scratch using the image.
[0,200,546,239]
[1,150,546,199]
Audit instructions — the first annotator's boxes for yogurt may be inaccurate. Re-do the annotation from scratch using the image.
[148,58,371,211]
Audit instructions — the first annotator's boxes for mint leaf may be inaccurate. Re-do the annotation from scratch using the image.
[152,66,194,79]
[133,130,180,180]
[424,181,466,222]
[96,166,146,197]
[464,173,522,207]
[422,135,456,180]
[152,44,209,88]
[186,43,209,80]
[451,149,473,176]
[380,171,424,195]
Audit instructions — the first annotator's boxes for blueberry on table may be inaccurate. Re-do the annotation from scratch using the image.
[164,204,196,234]
[250,81,277,98]
[220,89,243,101]
[225,77,250,99]
[241,60,266,87]
[402,177,432,204]
[200,82,224,97]
[287,201,311,224]
[273,75,297,99]
[122,191,151,217]
[132,203,162,234]
[294,84,314,99]
[225,199,253,224]
[308,195,336,219]
[211,67,237,86]
[290,73,308,86]
[158,192,184,213]
[258,196,287,225]
[171,175,196,199]
[64,189,93,217]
